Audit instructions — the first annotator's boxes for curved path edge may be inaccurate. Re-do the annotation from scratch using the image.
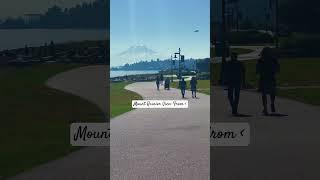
[9,65,109,180]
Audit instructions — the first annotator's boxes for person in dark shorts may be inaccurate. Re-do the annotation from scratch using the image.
[179,78,187,98]
[226,53,245,116]
[156,76,160,90]
[256,58,263,92]
[256,47,280,115]
[160,74,164,85]
[190,77,198,98]
[164,77,170,90]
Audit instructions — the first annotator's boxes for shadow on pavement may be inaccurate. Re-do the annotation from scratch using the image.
[233,114,252,117]
[266,113,289,117]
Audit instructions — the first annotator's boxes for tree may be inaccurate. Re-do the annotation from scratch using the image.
[279,0,320,33]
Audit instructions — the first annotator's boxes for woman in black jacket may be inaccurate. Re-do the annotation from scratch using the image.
[256,47,280,115]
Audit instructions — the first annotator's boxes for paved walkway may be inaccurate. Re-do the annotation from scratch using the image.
[212,86,320,180]
[10,64,320,180]
[9,66,110,180]
[111,82,210,180]
[9,65,210,180]
[46,65,108,113]
[236,45,264,61]
[163,75,194,81]
[214,46,266,63]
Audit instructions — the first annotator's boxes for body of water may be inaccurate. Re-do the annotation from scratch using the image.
[110,70,159,78]
[0,29,107,50]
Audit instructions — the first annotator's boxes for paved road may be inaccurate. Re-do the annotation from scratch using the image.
[111,82,210,180]
[212,86,320,180]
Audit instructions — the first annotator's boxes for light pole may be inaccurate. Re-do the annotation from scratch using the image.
[171,55,174,82]
[174,48,183,80]
[219,0,227,85]
[275,0,279,49]
[270,0,279,48]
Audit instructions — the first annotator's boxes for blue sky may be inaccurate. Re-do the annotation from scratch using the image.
[111,0,210,67]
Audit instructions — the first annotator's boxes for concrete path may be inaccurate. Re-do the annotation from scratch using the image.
[9,66,110,180]
[46,65,108,113]
[9,65,210,180]
[111,82,210,180]
[237,46,263,61]
[10,63,320,180]
[214,46,267,63]
[212,86,320,180]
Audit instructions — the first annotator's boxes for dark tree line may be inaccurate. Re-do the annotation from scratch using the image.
[279,0,320,33]
[0,0,108,29]
[224,0,320,33]
[111,58,210,71]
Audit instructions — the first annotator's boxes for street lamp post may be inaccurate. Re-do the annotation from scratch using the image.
[174,48,183,80]
[270,0,279,48]
[219,0,227,85]
[171,55,174,82]
[275,0,279,49]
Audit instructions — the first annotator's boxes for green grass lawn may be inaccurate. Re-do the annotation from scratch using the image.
[0,65,142,178]
[213,57,320,105]
[213,57,320,87]
[172,80,210,95]
[172,57,320,105]
[278,88,320,106]
[242,57,320,87]
[0,64,105,178]
[110,82,142,118]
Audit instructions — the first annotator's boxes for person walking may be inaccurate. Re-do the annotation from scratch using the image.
[226,53,245,116]
[256,47,280,115]
[156,76,160,90]
[256,58,263,92]
[179,78,187,98]
[190,76,198,98]
[160,74,164,86]
[164,77,170,90]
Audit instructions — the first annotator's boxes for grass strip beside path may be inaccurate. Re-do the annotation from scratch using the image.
[213,57,320,106]
[0,64,105,178]
[1,65,142,178]
[171,80,210,95]
[213,58,320,87]
[110,82,142,118]
[278,88,320,106]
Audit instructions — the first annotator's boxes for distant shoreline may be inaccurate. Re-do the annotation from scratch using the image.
[110,70,159,78]
[2,39,106,52]
[0,28,107,30]
[110,73,158,82]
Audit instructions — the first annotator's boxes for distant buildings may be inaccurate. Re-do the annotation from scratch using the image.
[196,58,210,72]
[0,41,107,67]
[24,14,42,25]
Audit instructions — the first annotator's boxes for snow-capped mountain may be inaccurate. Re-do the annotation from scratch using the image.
[117,45,158,61]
